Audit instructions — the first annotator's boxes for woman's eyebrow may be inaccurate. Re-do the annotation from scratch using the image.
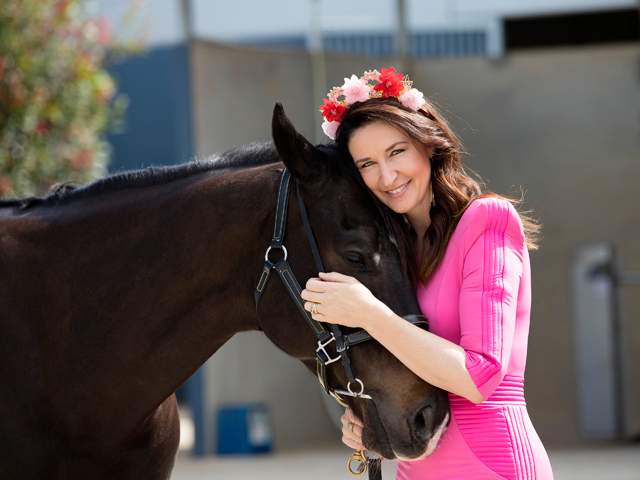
[385,140,409,152]
[354,141,409,165]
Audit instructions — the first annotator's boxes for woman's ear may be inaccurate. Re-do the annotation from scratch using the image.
[271,103,327,180]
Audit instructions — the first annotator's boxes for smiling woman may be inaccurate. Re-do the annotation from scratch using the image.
[349,122,434,249]
[301,68,553,480]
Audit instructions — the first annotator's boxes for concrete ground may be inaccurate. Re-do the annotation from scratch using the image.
[171,442,640,480]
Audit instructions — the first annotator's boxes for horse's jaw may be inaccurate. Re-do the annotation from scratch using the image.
[395,412,450,461]
[361,397,451,461]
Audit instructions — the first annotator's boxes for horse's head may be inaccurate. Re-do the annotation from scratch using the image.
[258,104,450,460]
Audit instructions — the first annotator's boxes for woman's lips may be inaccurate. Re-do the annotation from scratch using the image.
[386,180,411,198]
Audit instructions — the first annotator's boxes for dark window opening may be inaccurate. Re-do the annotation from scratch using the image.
[505,8,640,50]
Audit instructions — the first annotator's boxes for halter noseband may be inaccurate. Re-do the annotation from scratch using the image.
[255,168,429,406]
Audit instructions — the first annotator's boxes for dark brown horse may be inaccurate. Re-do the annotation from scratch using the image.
[0,105,449,479]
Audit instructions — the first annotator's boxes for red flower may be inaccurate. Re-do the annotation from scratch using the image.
[319,98,347,123]
[0,176,12,196]
[373,67,404,98]
[69,148,95,171]
[34,119,50,135]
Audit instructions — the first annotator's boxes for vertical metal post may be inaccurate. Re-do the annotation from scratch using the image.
[572,242,637,439]
[179,0,206,456]
[395,0,409,73]
[181,0,193,42]
[572,243,620,437]
[310,0,327,144]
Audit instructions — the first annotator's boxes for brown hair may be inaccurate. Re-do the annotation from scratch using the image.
[335,97,541,285]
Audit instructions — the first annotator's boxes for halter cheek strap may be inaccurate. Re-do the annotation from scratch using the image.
[254,168,429,480]
[254,168,429,402]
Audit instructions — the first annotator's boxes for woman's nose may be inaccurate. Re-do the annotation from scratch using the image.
[379,164,398,188]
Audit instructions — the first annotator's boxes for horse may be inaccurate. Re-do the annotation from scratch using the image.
[0,104,450,479]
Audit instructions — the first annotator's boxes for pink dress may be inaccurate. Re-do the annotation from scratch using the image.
[396,197,554,480]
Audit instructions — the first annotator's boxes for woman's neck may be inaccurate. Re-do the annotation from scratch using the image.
[406,205,432,253]
[405,216,431,254]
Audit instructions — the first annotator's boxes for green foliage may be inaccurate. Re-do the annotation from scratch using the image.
[0,0,145,198]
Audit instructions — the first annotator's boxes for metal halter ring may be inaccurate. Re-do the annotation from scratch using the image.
[347,378,366,396]
[265,245,287,263]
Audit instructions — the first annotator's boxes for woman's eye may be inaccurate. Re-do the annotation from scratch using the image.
[343,252,365,265]
[391,149,404,156]
[361,161,374,168]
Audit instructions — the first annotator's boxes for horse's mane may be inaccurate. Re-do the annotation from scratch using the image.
[0,139,417,281]
[0,141,281,210]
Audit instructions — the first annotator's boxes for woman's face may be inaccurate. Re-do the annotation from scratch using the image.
[348,121,433,224]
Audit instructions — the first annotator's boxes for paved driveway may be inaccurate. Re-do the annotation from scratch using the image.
[171,443,640,479]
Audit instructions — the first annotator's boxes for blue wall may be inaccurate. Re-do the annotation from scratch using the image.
[107,44,193,172]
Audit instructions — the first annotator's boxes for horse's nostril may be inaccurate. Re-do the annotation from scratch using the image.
[413,405,436,443]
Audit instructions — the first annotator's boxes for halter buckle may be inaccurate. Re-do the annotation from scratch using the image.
[316,334,341,365]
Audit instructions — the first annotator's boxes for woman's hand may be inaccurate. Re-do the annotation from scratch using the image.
[301,272,393,329]
[341,407,365,450]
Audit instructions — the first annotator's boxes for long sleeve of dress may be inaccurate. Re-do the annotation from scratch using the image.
[458,198,526,401]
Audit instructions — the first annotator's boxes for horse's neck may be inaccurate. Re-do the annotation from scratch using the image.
[2,164,281,438]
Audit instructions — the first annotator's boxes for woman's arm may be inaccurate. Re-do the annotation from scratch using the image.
[302,199,526,405]
[366,300,485,403]
[302,272,484,404]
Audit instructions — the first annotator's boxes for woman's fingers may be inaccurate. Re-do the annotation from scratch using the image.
[305,277,326,292]
[320,271,360,284]
[341,408,365,450]
[342,434,365,451]
[342,407,364,428]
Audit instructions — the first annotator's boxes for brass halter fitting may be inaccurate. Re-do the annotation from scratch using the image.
[347,449,368,477]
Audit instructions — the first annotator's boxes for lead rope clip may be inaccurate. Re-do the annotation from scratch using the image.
[347,449,368,477]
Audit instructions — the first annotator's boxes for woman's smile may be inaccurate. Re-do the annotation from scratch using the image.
[386,180,411,197]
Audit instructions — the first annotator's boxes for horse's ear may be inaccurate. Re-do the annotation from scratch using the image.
[271,103,325,180]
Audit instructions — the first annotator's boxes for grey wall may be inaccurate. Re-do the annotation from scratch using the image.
[190,40,640,449]
[407,45,640,444]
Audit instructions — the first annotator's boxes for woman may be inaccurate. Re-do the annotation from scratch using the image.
[301,68,554,479]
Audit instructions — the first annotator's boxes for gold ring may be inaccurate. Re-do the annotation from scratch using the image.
[348,421,354,433]
[311,302,319,315]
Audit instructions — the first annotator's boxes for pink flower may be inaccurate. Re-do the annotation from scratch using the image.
[341,74,371,105]
[95,16,112,47]
[399,88,426,111]
[322,120,340,140]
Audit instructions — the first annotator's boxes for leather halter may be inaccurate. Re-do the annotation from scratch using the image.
[255,168,429,406]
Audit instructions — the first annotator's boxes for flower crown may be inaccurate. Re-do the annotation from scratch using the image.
[319,67,426,140]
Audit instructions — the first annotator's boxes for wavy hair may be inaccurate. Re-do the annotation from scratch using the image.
[335,97,541,285]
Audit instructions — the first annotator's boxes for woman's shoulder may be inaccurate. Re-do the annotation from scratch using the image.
[454,196,525,251]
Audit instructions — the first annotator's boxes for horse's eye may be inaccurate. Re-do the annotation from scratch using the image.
[343,252,365,266]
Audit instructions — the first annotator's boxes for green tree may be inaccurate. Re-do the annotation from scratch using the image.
[0,0,144,198]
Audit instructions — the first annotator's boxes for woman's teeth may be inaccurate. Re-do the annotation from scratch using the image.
[388,182,409,194]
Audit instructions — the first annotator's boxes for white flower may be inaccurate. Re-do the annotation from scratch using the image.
[398,88,426,111]
[341,74,372,105]
[321,120,340,140]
